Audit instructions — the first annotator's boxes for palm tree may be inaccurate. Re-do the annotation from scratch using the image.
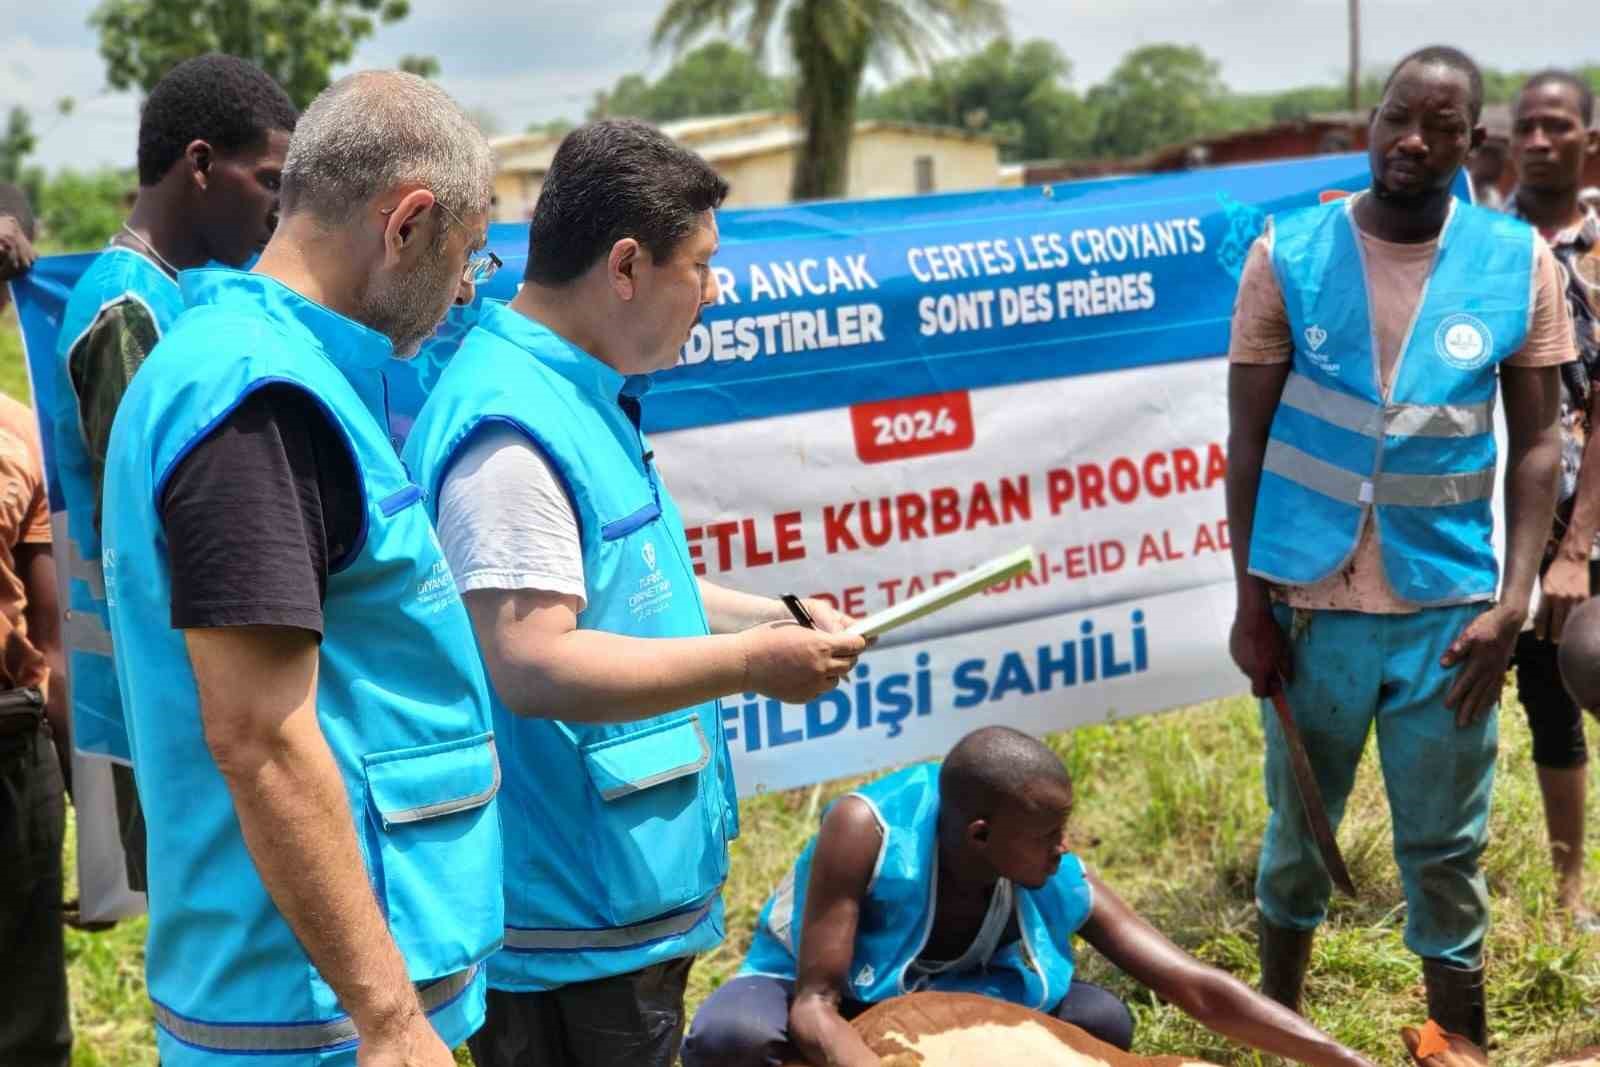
[654,0,1005,201]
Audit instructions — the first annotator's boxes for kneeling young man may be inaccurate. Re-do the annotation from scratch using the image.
[685,727,1374,1067]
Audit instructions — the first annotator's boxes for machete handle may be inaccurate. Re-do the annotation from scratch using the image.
[1267,688,1358,897]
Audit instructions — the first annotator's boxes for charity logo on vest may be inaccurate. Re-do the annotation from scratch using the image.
[1302,323,1338,373]
[628,539,674,622]
[415,556,460,615]
[1434,313,1494,370]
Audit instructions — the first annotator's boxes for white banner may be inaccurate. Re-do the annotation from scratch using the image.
[658,356,1245,795]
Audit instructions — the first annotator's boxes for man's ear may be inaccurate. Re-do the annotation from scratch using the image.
[381,188,437,262]
[185,140,213,190]
[1585,127,1600,159]
[608,237,641,301]
[1469,125,1488,152]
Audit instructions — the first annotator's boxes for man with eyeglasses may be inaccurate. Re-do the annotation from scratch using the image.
[99,72,503,1067]
[405,118,866,1067]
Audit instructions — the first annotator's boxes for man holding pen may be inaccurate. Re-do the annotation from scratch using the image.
[405,119,865,1067]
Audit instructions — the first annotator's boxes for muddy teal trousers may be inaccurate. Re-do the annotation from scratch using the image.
[1255,602,1496,968]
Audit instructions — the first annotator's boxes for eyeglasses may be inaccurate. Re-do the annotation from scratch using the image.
[380,199,502,287]
[433,200,502,286]
[463,249,502,286]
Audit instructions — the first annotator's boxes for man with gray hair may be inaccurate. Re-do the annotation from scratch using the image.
[99,71,504,1067]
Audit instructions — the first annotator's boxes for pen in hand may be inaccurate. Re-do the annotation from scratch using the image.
[781,593,816,629]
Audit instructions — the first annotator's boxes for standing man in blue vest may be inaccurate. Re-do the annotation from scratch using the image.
[405,119,867,1067]
[52,54,296,892]
[684,726,1376,1067]
[101,71,503,1067]
[1227,46,1572,1043]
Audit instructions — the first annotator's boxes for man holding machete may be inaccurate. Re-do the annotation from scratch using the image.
[1225,45,1572,1044]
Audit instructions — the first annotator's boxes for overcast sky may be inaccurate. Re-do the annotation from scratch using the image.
[8,0,1598,173]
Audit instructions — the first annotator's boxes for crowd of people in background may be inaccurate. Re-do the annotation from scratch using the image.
[0,38,1597,1067]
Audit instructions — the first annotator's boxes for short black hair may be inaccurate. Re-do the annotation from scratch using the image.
[0,183,34,241]
[525,119,729,285]
[1521,68,1596,126]
[1383,45,1484,123]
[940,726,1072,819]
[137,54,298,186]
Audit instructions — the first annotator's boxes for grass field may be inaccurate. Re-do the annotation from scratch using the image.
[3,306,1598,1065]
[51,692,1600,1067]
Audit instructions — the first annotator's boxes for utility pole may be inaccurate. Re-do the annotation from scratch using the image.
[1348,0,1361,110]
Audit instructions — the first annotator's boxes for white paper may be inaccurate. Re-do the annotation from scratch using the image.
[847,546,1036,638]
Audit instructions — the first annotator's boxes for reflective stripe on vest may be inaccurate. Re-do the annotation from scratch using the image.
[591,719,711,802]
[502,898,713,952]
[63,609,114,657]
[1263,440,1496,507]
[150,965,477,1053]
[377,741,501,828]
[1279,372,1494,439]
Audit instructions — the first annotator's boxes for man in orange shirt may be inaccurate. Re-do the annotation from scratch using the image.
[1225,47,1570,1044]
[0,186,72,1067]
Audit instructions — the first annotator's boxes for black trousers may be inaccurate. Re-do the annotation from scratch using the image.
[0,720,71,1067]
[467,957,693,1067]
[1512,559,1600,769]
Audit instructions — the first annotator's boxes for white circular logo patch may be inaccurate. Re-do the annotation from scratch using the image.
[1434,314,1494,370]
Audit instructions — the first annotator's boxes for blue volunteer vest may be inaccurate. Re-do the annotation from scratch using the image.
[102,269,503,1065]
[403,300,739,991]
[1248,197,1537,605]
[741,763,1094,1012]
[51,246,183,761]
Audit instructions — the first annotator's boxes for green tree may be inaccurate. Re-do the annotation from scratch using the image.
[592,41,789,122]
[1085,44,1232,158]
[34,169,135,252]
[654,0,1005,201]
[397,54,440,79]
[0,109,37,186]
[90,0,419,110]
[861,38,1092,161]
[525,118,576,138]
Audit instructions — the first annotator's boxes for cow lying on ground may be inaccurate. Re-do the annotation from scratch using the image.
[778,991,1223,1067]
[1401,1020,1600,1067]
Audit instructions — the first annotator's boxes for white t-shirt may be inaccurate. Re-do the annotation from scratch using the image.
[435,425,587,609]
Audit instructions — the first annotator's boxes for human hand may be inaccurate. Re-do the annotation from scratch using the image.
[1441,604,1524,726]
[740,621,867,704]
[0,215,36,285]
[356,1010,455,1067]
[1536,555,1590,642]
[1230,598,1292,698]
[801,597,861,636]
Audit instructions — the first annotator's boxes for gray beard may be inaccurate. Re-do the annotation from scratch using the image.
[360,254,458,358]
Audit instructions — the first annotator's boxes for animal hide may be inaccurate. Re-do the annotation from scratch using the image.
[780,991,1222,1067]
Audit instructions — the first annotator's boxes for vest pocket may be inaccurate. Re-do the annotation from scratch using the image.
[363,732,504,977]
[577,715,728,926]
